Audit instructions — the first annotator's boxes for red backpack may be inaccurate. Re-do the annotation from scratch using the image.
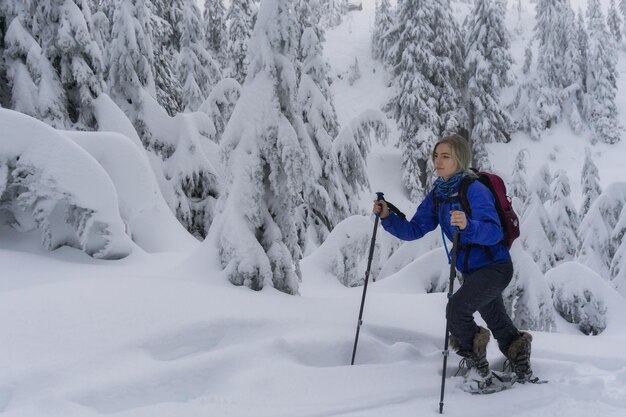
[457,169,520,248]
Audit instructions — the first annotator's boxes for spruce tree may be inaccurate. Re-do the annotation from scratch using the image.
[3,1,69,128]
[297,26,344,249]
[372,0,394,63]
[621,0,626,40]
[580,147,602,219]
[510,148,530,210]
[177,0,221,112]
[387,0,466,201]
[530,163,553,205]
[464,0,513,170]
[550,169,579,262]
[213,0,306,294]
[521,191,557,272]
[225,0,255,84]
[203,0,227,66]
[586,0,621,144]
[107,0,156,112]
[608,0,623,44]
[150,0,184,116]
[39,0,105,129]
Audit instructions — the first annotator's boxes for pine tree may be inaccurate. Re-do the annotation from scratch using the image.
[372,0,394,63]
[177,0,221,112]
[295,0,324,44]
[586,0,621,144]
[562,4,584,133]
[621,0,626,40]
[510,148,530,210]
[550,169,579,262]
[213,0,306,294]
[464,0,513,171]
[521,191,557,273]
[387,0,466,201]
[610,206,626,294]
[40,0,105,129]
[107,0,156,114]
[225,0,255,84]
[203,0,227,66]
[580,147,602,219]
[577,202,611,279]
[533,0,566,130]
[529,163,552,204]
[297,26,344,249]
[608,0,623,44]
[431,0,466,136]
[2,1,69,128]
[150,0,184,116]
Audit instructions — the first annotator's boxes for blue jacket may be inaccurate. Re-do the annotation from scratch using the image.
[380,180,511,274]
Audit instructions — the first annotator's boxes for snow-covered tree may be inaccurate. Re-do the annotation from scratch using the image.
[464,0,512,145]
[550,169,579,262]
[586,0,621,144]
[576,184,626,280]
[387,0,466,201]
[198,77,241,144]
[297,27,343,248]
[107,0,156,123]
[529,163,552,204]
[334,110,389,216]
[0,108,133,259]
[210,0,307,294]
[148,0,184,116]
[304,215,400,287]
[347,56,361,85]
[464,0,512,171]
[509,149,529,210]
[372,0,394,63]
[225,0,255,84]
[203,0,227,66]
[2,2,69,128]
[533,0,567,130]
[320,0,347,29]
[608,0,623,44]
[520,192,557,272]
[610,205,626,294]
[621,0,626,41]
[295,0,324,44]
[41,0,105,129]
[546,262,609,335]
[504,245,556,331]
[176,0,221,112]
[580,147,601,218]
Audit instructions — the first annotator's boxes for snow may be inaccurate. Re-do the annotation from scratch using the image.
[2,1,626,417]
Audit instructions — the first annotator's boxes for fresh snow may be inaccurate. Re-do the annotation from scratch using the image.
[2,1,626,417]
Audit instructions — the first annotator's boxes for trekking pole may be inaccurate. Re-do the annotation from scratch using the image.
[351,192,384,366]
[439,203,461,414]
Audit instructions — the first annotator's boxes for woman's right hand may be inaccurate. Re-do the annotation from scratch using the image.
[373,199,389,219]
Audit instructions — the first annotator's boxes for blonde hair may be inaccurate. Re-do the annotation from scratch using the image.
[432,134,473,173]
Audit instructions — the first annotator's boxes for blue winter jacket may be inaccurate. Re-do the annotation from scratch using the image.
[380,180,511,274]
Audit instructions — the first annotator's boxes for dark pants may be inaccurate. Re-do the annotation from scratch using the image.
[446,260,519,352]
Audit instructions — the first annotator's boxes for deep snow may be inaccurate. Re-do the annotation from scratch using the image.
[1,1,626,416]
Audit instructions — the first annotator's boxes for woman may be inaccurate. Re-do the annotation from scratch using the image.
[373,134,533,388]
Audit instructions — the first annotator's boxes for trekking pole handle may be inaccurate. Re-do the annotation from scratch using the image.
[451,202,461,232]
[374,192,384,218]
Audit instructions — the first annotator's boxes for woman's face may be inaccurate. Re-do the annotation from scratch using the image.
[433,143,459,180]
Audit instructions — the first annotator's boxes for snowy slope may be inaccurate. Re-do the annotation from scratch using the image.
[1,1,626,417]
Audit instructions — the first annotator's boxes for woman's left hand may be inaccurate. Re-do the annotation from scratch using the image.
[450,210,467,230]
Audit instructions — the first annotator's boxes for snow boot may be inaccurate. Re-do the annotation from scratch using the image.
[502,331,534,383]
[456,327,492,389]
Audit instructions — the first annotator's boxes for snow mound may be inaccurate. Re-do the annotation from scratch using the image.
[0,108,132,259]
